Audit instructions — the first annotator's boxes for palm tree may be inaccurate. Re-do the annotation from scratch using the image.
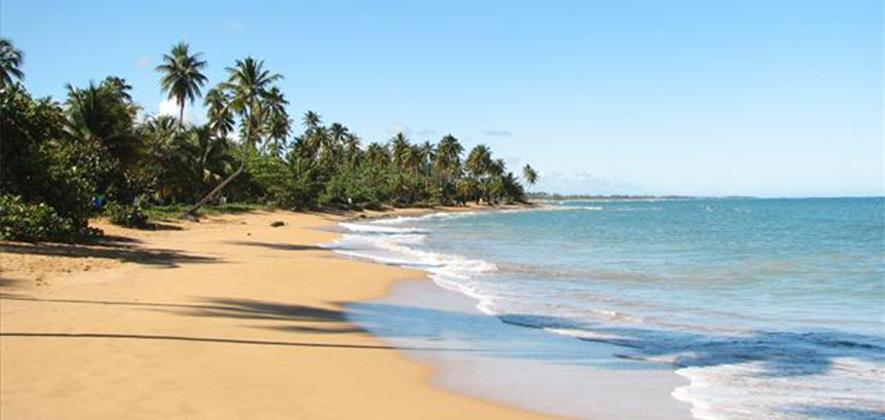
[365,143,389,167]
[389,132,410,171]
[221,57,283,145]
[262,87,290,153]
[155,42,208,125]
[465,144,492,178]
[204,88,234,137]
[343,133,361,166]
[0,38,24,89]
[302,110,321,132]
[435,134,463,189]
[185,126,236,197]
[522,164,538,189]
[186,56,282,217]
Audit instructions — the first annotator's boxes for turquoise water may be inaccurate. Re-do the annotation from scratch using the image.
[332,198,885,419]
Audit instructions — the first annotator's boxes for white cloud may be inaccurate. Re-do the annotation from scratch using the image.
[533,171,647,196]
[158,98,200,124]
[135,55,152,68]
[225,22,248,33]
[387,121,410,137]
[482,129,513,137]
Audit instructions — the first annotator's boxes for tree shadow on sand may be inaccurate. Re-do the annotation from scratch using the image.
[0,296,459,351]
[224,240,325,252]
[0,240,217,268]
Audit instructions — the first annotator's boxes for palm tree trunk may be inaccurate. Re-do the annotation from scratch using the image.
[179,102,185,127]
[184,162,244,219]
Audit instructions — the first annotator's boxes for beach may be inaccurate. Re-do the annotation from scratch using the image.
[0,209,560,420]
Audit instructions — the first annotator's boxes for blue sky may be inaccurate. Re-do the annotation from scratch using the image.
[3,0,882,197]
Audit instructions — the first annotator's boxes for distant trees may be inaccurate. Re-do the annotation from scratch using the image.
[0,41,536,242]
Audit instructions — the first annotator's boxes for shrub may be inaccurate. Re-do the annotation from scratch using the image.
[0,194,96,242]
[106,202,149,228]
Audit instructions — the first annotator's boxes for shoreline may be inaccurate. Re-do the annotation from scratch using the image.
[0,208,561,419]
[328,207,695,420]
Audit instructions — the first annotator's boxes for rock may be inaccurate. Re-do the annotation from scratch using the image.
[270,221,285,227]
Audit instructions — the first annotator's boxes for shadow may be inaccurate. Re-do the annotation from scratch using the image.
[344,301,885,377]
[0,332,409,351]
[0,278,25,288]
[0,242,218,268]
[142,222,184,231]
[178,298,347,323]
[0,294,215,311]
[225,241,324,252]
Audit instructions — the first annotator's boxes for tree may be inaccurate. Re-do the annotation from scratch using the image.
[389,132,410,171]
[0,38,24,89]
[156,42,208,126]
[186,57,283,217]
[465,144,492,178]
[435,134,463,194]
[204,88,234,138]
[522,164,538,188]
[302,110,321,132]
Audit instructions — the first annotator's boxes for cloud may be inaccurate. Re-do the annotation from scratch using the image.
[158,98,200,124]
[225,22,248,33]
[135,55,152,68]
[482,129,513,137]
[416,128,438,137]
[387,121,410,137]
[532,171,647,195]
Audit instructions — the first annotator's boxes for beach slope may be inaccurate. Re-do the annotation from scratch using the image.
[0,210,559,419]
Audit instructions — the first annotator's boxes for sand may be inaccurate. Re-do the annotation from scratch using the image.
[0,209,561,419]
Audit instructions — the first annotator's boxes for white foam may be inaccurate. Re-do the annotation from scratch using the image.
[327,218,502,318]
[673,358,885,420]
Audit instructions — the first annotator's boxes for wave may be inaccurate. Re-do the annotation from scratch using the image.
[325,214,885,420]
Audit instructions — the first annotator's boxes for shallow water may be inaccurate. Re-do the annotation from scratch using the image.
[327,198,885,420]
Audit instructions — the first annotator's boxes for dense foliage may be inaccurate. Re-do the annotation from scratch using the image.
[0,38,536,242]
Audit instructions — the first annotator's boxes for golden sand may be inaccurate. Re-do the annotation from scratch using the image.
[0,210,560,419]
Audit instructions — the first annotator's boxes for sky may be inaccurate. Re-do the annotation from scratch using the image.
[2,0,882,197]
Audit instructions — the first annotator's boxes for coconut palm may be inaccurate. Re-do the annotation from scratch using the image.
[186,56,282,217]
[156,42,208,125]
[435,134,463,188]
[220,57,283,145]
[465,144,492,178]
[204,88,234,137]
[343,133,361,166]
[184,125,236,197]
[0,38,24,89]
[389,132,410,171]
[302,110,321,132]
[365,143,389,167]
[522,164,538,188]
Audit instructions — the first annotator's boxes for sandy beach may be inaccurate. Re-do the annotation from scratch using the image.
[0,209,560,419]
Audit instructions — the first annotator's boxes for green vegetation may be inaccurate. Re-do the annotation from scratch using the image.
[0,38,537,242]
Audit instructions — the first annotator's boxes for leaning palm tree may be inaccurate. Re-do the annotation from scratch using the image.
[155,42,208,125]
[522,164,538,189]
[185,57,282,217]
[0,38,24,89]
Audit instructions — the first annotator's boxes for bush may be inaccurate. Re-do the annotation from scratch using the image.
[106,202,149,228]
[0,194,96,242]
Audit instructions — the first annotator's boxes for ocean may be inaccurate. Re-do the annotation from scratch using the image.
[327,198,885,420]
